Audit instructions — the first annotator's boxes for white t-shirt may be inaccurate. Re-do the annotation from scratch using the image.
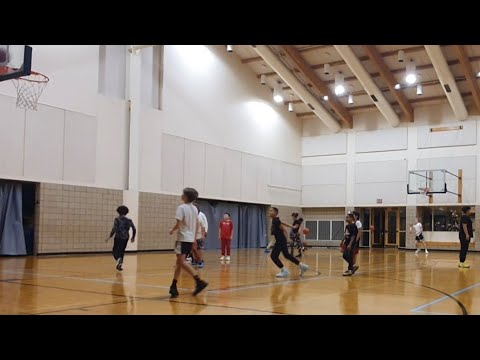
[175,203,198,243]
[196,212,208,239]
[413,223,423,236]
[355,220,362,230]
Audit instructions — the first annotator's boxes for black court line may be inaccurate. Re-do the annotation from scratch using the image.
[5,279,280,315]
[369,275,468,315]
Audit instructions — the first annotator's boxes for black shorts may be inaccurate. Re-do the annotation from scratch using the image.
[174,241,193,255]
[195,239,205,250]
[415,234,424,241]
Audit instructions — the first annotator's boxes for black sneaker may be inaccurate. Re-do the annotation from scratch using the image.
[169,286,179,298]
[352,265,359,274]
[193,280,208,296]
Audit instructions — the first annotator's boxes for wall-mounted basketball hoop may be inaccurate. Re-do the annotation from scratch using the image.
[407,169,463,203]
[12,71,49,111]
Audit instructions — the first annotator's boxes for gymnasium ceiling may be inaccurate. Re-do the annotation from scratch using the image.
[231,45,480,128]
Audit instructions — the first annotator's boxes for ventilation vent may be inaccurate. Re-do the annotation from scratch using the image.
[370,94,378,102]
[307,103,315,110]
[444,84,452,93]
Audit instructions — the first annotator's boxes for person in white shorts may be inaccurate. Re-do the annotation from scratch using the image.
[413,218,428,254]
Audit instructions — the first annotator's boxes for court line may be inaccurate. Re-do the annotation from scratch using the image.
[0,269,191,291]
[414,310,457,315]
[410,281,480,314]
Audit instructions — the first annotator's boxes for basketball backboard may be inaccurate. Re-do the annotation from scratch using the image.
[0,45,32,82]
[407,169,447,195]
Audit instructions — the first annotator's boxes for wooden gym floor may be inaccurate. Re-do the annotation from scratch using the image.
[1,248,479,315]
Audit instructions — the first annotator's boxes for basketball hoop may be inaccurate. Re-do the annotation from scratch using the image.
[11,71,49,111]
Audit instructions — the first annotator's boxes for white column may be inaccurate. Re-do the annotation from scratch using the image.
[406,125,418,207]
[124,46,142,252]
[345,131,355,207]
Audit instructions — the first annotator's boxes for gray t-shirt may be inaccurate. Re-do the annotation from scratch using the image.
[175,203,198,243]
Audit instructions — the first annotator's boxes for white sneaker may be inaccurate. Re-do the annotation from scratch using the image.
[220,256,225,261]
[425,250,429,254]
[342,270,353,276]
[276,268,290,278]
[299,263,309,276]
[415,249,420,254]
[225,256,231,261]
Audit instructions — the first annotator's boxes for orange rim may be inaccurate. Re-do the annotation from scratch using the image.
[16,71,49,83]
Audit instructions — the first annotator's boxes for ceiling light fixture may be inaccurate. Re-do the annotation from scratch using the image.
[398,50,405,63]
[227,45,233,52]
[417,83,423,95]
[288,102,293,112]
[323,95,329,101]
[324,63,330,75]
[405,60,417,84]
[348,94,354,104]
[334,72,345,96]
[273,86,283,103]
[394,83,401,90]
[260,74,266,85]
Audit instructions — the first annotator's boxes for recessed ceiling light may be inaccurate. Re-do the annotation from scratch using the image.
[394,83,401,90]
[323,95,329,101]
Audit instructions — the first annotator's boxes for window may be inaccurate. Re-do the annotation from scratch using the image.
[305,220,344,241]
[419,206,475,233]
[305,221,318,240]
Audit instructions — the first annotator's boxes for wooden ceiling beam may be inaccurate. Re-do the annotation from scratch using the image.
[364,45,414,122]
[281,45,353,128]
[454,45,480,113]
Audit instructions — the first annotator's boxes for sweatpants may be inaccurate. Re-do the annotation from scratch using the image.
[459,236,471,263]
[221,238,231,256]
[270,239,300,269]
[113,237,129,262]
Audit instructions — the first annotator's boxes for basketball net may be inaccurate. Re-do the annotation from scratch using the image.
[11,71,49,111]
[420,187,430,196]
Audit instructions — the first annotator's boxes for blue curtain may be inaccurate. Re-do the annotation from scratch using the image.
[196,200,268,249]
[0,182,26,255]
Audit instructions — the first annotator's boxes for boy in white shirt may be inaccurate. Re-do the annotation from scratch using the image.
[413,218,428,254]
[352,211,362,273]
[168,188,208,298]
[192,203,208,268]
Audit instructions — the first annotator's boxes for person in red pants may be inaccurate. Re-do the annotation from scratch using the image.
[219,213,234,262]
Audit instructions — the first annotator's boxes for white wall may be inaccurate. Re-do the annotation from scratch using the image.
[0,93,129,189]
[0,45,301,206]
[302,103,480,207]
[137,45,302,205]
[156,45,301,165]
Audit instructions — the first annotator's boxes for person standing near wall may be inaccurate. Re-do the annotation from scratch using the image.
[219,213,234,262]
[192,203,208,268]
[413,218,428,255]
[341,213,358,276]
[458,206,473,268]
[352,211,362,272]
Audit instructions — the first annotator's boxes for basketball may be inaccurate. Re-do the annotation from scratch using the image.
[302,228,310,235]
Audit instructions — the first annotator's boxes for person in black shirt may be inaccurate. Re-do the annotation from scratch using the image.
[341,213,359,276]
[268,207,309,278]
[458,206,473,268]
[107,205,136,271]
